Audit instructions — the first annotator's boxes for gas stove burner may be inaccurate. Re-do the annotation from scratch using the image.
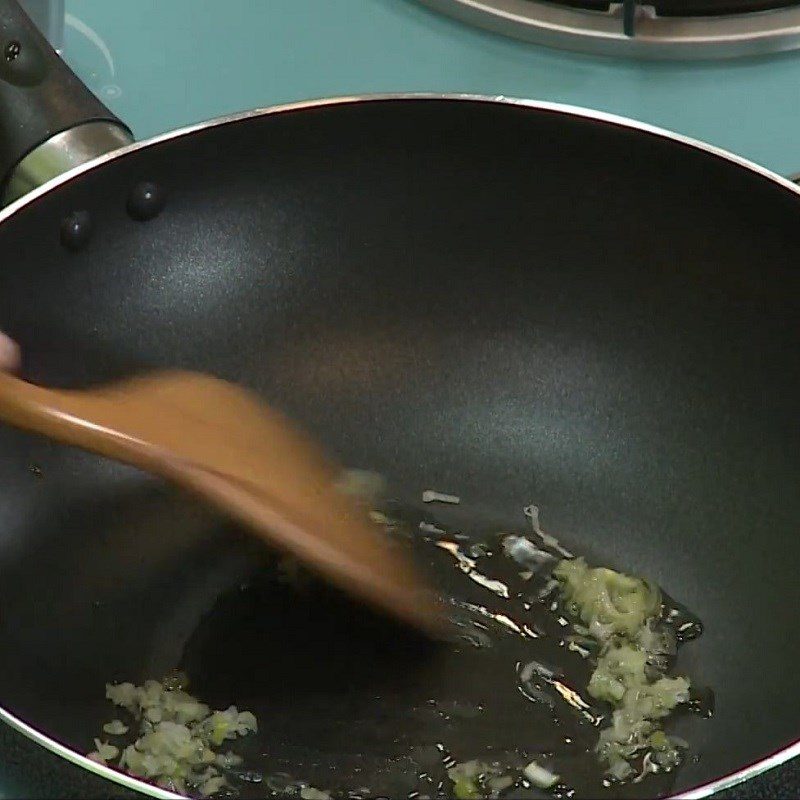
[418,0,800,58]
[558,1,797,12]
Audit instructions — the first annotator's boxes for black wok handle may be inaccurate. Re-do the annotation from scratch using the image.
[0,0,132,204]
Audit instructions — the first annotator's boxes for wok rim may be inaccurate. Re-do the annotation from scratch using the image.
[0,92,797,799]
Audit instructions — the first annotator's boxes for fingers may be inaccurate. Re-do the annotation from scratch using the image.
[0,331,21,372]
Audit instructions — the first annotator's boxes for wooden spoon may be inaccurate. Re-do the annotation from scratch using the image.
[0,370,442,635]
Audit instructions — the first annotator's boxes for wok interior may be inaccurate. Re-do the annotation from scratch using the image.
[0,98,797,796]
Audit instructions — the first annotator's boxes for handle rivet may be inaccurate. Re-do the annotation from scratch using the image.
[127,181,165,221]
[60,210,93,251]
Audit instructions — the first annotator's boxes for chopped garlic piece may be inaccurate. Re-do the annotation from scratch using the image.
[422,489,460,504]
[523,761,559,788]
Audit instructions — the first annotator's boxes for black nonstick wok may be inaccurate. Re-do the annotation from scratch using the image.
[0,2,798,798]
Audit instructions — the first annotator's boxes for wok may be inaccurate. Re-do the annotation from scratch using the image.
[0,1,797,797]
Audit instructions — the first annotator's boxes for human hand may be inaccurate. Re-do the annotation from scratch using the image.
[0,331,20,371]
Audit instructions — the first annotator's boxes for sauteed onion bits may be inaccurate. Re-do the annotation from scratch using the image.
[90,673,259,797]
[552,557,693,781]
[88,474,709,798]
[431,497,707,796]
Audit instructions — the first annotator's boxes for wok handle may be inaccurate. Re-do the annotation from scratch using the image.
[0,0,132,205]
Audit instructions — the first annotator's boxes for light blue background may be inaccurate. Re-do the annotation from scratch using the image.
[63,0,800,176]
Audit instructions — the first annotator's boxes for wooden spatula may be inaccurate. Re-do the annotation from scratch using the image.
[0,370,442,635]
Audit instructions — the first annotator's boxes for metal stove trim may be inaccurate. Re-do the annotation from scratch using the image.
[0,93,798,798]
[417,0,800,59]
